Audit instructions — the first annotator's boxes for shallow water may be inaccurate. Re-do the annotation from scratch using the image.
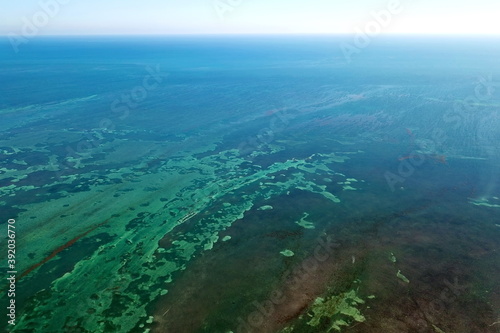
[0,35,499,332]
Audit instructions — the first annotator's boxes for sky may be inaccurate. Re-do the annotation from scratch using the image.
[1,0,500,36]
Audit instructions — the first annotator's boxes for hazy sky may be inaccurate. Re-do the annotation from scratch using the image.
[1,0,499,35]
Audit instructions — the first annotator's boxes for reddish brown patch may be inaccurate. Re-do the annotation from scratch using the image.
[258,251,360,333]
[18,219,109,281]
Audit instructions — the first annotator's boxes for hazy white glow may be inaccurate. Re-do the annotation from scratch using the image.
[1,0,500,35]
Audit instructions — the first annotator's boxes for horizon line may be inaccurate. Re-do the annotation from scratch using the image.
[2,32,500,37]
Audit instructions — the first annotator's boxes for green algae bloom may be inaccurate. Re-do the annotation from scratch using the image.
[295,212,315,229]
[307,289,366,332]
[469,197,500,208]
[280,249,295,257]
[396,270,410,283]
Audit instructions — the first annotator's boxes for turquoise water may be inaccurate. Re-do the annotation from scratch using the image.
[0,36,499,332]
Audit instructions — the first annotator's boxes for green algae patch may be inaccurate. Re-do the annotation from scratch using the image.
[396,270,410,283]
[222,235,232,242]
[307,289,366,332]
[203,234,219,250]
[258,205,274,211]
[342,185,356,191]
[171,240,197,259]
[469,197,500,208]
[295,212,315,229]
[432,324,446,333]
[389,253,397,263]
[316,152,349,163]
[280,250,295,257]
[322,191,341,203]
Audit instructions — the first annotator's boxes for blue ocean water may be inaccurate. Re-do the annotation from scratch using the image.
[0,36,499,332]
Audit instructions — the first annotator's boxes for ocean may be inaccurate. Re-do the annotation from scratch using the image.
[0,35,499,332]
